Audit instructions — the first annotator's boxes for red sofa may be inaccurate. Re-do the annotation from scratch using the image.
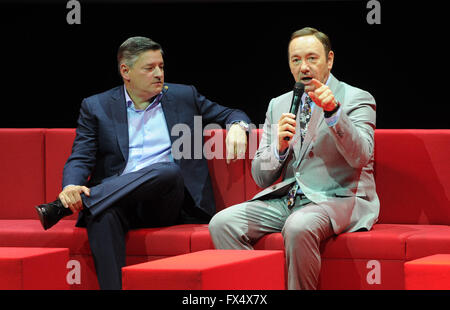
[0,128,449,289]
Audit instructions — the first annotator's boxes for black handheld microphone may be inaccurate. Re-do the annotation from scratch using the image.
[284,82,305,141]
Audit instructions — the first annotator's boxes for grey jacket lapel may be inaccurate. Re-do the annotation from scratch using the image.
[293,74,340,168]
[296,106,323,166]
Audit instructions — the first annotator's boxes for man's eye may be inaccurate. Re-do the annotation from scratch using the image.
[292,59,301,65]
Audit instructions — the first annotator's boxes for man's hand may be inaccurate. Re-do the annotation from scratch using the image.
[58,185,90,213]
[308,78,338,112]
[226,123,247,164]
[277,113,296,154]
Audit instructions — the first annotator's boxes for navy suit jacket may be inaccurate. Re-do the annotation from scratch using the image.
[62,83,251,217]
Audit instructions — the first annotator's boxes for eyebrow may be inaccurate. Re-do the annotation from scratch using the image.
[290,52,319,59]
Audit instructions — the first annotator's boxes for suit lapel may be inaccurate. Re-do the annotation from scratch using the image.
[110,86,129,162]
[295,106,324,166]
[293,74,340,168]
[160,85,179,144]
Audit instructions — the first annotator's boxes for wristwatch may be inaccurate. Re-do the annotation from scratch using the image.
[324,102,341,118]
[232,121,249,131]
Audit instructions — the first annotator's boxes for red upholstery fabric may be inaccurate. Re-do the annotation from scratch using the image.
[375,129,450,225]
[0,220,90,254]
[321,224,450,260]
[125,224,208,256]
[204,130,246,212]
[0,220,207,257]
[319,259,405,290]
[190,227,215,252]
[0,247,69,290]
[0,129,45,219]
[405,226,450,260]
[44,129,78,220]
[404,254,450,290]
[122,249,285,290]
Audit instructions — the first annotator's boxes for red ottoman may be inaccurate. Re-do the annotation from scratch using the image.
[404,254,450,290]
[0,247,69,290]
[122,249,285,290]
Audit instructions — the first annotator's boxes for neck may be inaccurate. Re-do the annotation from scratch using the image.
[125,85,157,110]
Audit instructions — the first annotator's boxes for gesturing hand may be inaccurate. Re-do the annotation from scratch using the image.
[307,78,338,112]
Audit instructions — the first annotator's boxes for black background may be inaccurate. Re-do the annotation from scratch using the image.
[0,0,447,129]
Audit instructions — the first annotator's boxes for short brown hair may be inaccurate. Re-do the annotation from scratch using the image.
[289,27,332,57]
[117,36,163,72]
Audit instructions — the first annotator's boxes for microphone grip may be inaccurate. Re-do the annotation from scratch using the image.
[284,93,301,141]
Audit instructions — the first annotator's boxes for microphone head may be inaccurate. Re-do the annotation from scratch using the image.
[293,82,305,95]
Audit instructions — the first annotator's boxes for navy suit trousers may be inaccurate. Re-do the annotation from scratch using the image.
[82,162,185,290]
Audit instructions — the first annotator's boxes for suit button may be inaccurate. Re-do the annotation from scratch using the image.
[309,151,314,158]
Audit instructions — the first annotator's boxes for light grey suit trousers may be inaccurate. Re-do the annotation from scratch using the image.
[209,195,334,290]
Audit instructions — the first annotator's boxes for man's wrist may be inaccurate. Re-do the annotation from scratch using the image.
[324,102,340,118]
[231,121,249,132]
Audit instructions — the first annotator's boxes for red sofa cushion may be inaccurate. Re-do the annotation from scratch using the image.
[0,129,46,219]
[125,224,208,256]
[375,129,450,225]
[0,220,207,257]
[0,220,90,254]
[405,226,450,260]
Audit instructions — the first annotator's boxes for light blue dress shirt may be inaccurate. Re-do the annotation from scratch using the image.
[121,86,173,175]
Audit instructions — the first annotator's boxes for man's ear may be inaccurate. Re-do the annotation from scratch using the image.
[327,50,334,71]
[119,63,130,81]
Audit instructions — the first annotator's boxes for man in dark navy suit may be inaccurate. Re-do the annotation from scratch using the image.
[35,36,250,290]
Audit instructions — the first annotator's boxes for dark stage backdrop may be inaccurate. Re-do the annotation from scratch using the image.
[0,0,447,129]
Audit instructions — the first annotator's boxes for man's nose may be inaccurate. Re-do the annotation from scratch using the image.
[154,66,163,77]
[300,61,310,73]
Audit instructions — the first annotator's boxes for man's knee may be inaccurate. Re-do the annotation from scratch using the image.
[156,162,183,186]
[209,206,243,239]
[282,211,327,244]
[209,210,228,237]
[142,162,184,197]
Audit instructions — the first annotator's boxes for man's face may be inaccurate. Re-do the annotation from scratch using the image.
[121,49,165,100]
[288,35,334,92]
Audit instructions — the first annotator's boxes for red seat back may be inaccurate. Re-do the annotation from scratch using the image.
[0,129,46,219]
[375,129,450,224]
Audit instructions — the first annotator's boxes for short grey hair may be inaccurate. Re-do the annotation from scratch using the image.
[117,36,163,72]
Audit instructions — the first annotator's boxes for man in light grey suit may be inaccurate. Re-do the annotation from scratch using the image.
[209,27,379,290]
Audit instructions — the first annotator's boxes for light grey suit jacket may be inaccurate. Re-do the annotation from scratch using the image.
[251,74,379,234]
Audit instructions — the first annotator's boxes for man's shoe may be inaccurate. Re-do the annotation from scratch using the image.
[35,199,73,230]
